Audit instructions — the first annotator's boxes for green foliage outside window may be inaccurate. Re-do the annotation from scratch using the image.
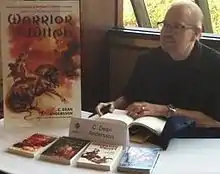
[123,0,220,34]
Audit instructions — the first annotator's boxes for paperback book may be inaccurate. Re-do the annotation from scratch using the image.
[77,142,123,171]
[39,136,90,165]
[117,146,161,173]
[7,133,57,158]
[1,0,81,128]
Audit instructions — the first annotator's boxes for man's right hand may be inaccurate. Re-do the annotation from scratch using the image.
[95,101,115,116]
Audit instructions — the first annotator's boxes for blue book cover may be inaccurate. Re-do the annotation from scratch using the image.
[117,146,161,173]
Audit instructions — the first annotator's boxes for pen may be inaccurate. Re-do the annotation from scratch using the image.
[88,112,96,118]
[88,104,112,118]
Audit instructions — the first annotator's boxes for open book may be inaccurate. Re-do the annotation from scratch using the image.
[98,109,167,143]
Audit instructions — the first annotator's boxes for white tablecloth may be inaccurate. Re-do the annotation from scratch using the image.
[152,138,220,174]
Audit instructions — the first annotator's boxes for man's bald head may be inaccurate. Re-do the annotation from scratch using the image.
[160,1,204,60]
[168,0,204,29]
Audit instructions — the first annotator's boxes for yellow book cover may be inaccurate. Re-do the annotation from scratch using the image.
[1,1,81,128]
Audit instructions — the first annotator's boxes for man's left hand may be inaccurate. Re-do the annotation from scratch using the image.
[126,102,169,118]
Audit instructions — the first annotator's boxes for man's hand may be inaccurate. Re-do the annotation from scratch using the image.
[95,101,115,116]
[126,102,168,118]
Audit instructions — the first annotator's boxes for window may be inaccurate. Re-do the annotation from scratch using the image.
[145,0,175,28]
[123,0,220,35]
[208,0,220,34]
[123,0,137,27]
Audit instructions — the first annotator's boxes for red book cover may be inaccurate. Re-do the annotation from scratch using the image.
[8,133,57,158]
[40,136,90,165]
[1,1,81,128]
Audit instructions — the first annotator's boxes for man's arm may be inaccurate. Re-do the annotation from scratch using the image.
[125,102,220,128]
[113,96,129,110]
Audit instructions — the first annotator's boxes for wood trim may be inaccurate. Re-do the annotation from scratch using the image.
[115,0,123,27]
[107,28,220,51]
[80,0,117,111]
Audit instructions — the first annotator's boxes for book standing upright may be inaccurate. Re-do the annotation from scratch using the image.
[1,0,81,128]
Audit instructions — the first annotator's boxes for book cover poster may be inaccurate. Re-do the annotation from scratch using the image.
[1,1,81,128]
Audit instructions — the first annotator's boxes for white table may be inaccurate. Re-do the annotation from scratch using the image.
[152,138,220,174]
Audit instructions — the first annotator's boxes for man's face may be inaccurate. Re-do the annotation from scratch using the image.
[160,7,199,54]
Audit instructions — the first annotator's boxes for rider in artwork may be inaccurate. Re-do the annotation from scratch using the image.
[16,52,38,81]
[8,52,35,82]
[81,148,101,161]
[8,51,40,95]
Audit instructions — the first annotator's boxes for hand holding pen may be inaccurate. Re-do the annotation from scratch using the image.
[88,101,115,118]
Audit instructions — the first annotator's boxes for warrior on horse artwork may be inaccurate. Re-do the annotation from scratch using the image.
[5,51,68,120]
[81,148,113,164]
[5,35,81,120]
[8,52,37,82]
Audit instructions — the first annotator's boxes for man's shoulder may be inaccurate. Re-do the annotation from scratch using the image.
[200,42,220,62]
[199,42,220,71]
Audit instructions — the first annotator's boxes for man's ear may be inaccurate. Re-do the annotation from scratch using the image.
[193,27,202,41]
[202,24,205,32]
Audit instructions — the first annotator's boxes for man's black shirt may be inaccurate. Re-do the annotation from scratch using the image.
[123,41,220,121]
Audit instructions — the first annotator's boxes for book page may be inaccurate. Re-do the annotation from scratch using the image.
[113,109,127,115]
[99,113,134,126]
[130,117,166,135]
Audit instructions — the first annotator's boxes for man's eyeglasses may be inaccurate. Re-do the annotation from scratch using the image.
[157,21,196,33]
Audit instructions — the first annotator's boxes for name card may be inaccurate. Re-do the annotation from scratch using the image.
[69,117,129,147]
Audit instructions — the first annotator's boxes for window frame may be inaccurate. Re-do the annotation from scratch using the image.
[130,0,151,27]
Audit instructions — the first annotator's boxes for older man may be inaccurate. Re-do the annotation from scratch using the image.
[96,1,220,127]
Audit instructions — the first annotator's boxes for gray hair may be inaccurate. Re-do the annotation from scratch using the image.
[169,0,204,29]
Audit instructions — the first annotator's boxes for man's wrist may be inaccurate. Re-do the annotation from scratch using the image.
[160,105,169,117]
